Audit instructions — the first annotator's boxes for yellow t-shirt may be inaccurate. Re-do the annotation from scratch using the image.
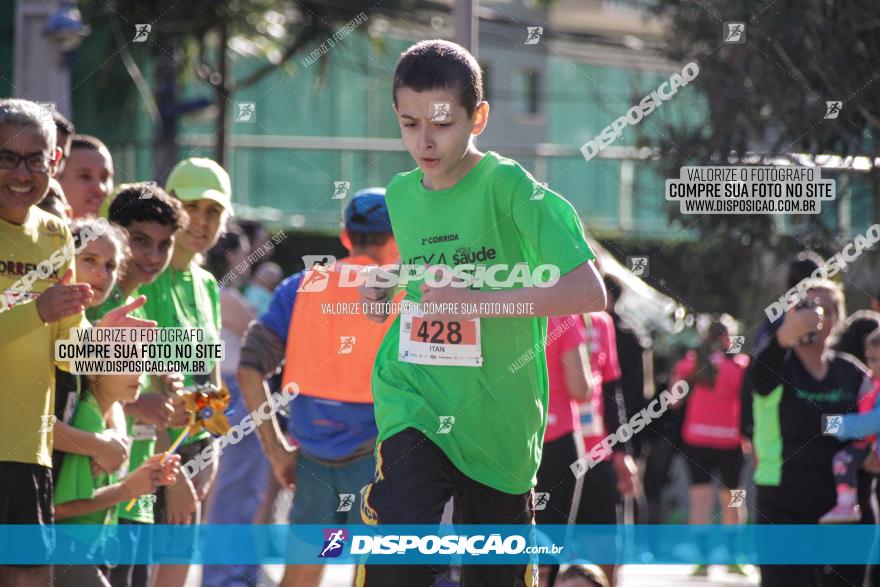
[0,207,89,468]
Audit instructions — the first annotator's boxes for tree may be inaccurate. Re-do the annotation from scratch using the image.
[625,0,880,319]
[81,0,426,180]
[644,0,880,242]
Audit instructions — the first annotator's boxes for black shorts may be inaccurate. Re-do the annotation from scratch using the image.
[536,433,581,525]
[0,461,55,566]
[684,444,743,488]
[575,458,620,525]
[358,428,536,587]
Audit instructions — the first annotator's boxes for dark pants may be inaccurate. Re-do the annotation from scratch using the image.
[358,428,536,587]
[757,471,875,587]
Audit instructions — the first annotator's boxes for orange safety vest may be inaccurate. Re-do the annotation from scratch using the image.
[282,255,397,404]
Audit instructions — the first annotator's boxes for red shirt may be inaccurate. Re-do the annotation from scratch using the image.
[581,312,622,459]
[544,315,588,442]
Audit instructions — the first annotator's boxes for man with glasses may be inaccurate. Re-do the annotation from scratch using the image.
[0,98,91,587]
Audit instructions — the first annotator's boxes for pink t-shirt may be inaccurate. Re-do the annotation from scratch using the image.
[581,312,622,459]
[675,350,748,449]
[544,315,588,442]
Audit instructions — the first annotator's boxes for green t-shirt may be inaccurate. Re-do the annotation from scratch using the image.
[54,392,120,525]
[372,151,595,494]
[86,285,155,523]
[137,262,221,446]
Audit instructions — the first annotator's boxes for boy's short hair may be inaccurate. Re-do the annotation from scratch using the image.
[109,183,188,231]
[70,134,109,153]
[0,98,57,151]
[393,40,483,118]
[53,110,75,141]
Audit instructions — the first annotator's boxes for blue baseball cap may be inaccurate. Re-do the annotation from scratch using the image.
[344,188,392,234]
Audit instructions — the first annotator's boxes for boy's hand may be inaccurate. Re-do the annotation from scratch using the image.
[121,454,180,500]
[612,452,639,497]
[91,432,130,475]
[159,372,184,396]
[97,295,157,329]
[267,444,298,490]
[36,269,92,322]
[777,305,823,348]
[126,394,175,430]
[164,473,198,524]
[419,266,476,321]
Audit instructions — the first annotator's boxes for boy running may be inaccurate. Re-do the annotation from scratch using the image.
[358,40,605,586]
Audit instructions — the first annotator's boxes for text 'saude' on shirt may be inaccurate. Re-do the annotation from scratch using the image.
[372,151,595,494]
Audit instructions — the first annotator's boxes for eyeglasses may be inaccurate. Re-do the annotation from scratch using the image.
[0,149,52,173]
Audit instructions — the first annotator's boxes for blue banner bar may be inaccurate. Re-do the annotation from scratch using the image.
[1,524,879,565]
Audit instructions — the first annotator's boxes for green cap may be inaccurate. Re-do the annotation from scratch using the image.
[165,158,232,213]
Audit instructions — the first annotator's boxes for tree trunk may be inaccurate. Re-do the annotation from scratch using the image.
[152,13,179,183]
[214,21,229,166]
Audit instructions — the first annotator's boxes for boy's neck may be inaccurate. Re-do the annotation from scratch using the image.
[171,247,196,271]
[422,149,484,191]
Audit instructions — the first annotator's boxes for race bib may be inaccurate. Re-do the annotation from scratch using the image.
[398,307,482,367]
[578,401,604,437]
[131,423,157,441]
